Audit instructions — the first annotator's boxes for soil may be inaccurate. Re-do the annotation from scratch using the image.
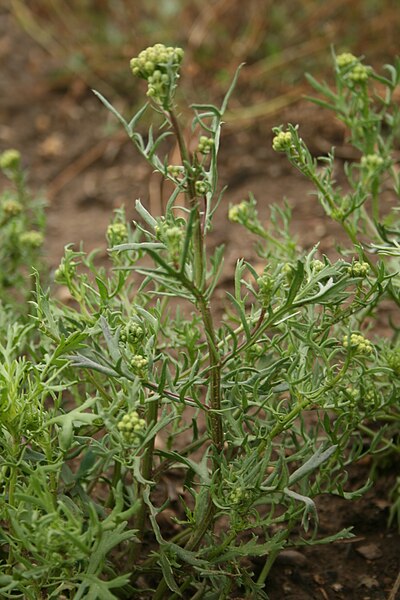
[0,7,399,600]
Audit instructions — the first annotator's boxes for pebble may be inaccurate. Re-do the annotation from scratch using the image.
[276,549,307,567]
[355,543,383,560]
[358,575,379,589]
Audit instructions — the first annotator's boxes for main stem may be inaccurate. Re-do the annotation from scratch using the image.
[168,109,204,290]
[168,107,223,455]
[153,111,224,597]
[130,395,159,562]
[168,109,223,536]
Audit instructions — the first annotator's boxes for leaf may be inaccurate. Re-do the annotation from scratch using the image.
[99,316,121,363]
[288,444,338,486]
[215,532,286,562]
[305,74,338,101]
[52,331,87,361]
[156,449,211,484]
[285,261,304,306]
[68,353,119,377]
[135,199,158,229]
[226,292,251,340]
[92,90,128,130]
[220,63,245,114]
[283,487,317,530]
[112,241,165,252]
[170,543,209,568]
[95,276,109,302]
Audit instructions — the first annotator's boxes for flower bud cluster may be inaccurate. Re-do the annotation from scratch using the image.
[339,384,375,407]
[343,333,373,355]
[106,222,128,247]
[386,348,400,376]
[311,259,324,273]
[156,220,184,263]
[344,385,359,401]
[347,261,370,277]
[247,343,264,360]
[197,136,214,155]
[2,198,23,219]
[361,154,384,170]
[130,44,184,106]
[349,63,369,83]
[228,201,250,224]
[228,486,252,507]
[272,131,293,152]
[130,354,149,378]
[257,273,274,306]
[117,410,146,445]
[167,165,185,179]
[120,322,144,346]
[0,148,21,171]
[336,53,358,68]
[195,180,208,195]
[336,53,370,84]
[19,230,44,248]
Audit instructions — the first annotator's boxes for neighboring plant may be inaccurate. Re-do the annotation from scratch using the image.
[0,48,399,599]
[0,149,45,309]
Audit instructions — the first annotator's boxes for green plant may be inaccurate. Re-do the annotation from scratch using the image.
[0,47,399,599]
[0,149,46,310]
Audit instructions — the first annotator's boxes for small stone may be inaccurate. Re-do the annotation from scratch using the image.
[357,574,379,589]
[355,543,382,560]
[276,549,307,567]
[331,582,343,592]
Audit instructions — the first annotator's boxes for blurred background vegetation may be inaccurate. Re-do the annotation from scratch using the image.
[2,0,399,264]
[9,0,400,124]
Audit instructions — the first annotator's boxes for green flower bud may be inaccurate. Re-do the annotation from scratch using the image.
[117,410,146,445]
[130,44,184,107]
[130,354,149,377]
[120,322,144,346]
[19,230,44,248]
[107,222,128,247]
[343,332,373,355]
[195,180,207,195]
[228,201,250,224]
[167,165,184,178]
[145,61,155,73]
[0,148,21,171]
[272,131,292,152]
[386,348,400,376]
[1,198,23,218]
[311,259,324,273]
[336,52,358,68]
[349,63,369,83]
[347,261,370,277]
[197,136,214,154]
[257,273,274,306]
[360,154,384,170]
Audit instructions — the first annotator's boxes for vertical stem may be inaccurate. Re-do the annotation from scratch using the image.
[152,108,225,599]
[130,396,159,562]
[168,106,223,454]
[370,176,380,223]
[168,109,204,290]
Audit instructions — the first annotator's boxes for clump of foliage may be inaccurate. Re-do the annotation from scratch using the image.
[0,150,45,309]
[0,48,399,599]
